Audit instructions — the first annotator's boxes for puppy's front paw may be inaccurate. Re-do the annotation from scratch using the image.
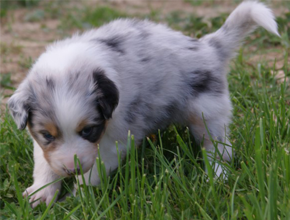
[23,182,61,208]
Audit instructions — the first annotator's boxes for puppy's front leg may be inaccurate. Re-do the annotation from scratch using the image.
[23,140,62,208]
[77,135,126,187]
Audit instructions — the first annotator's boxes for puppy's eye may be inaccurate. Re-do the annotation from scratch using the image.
[80,126,95,138]
[41,131,55,142]
[79,124,104,143]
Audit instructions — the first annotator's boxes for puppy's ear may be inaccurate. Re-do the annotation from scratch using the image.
[93,69,119,120]
[7,82,33,130]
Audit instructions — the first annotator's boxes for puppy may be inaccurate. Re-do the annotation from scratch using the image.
[8,1,279,207]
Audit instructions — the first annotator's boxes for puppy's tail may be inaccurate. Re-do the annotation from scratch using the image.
[202,1,279,61]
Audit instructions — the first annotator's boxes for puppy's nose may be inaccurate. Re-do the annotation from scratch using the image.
[63,167,81,176]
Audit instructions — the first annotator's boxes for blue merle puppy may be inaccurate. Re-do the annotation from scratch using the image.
[8,1,279,207]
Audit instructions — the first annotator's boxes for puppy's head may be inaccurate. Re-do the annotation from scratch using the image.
[8,60,119,176]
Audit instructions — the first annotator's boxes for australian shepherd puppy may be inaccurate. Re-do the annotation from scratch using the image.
[8,1,279,207]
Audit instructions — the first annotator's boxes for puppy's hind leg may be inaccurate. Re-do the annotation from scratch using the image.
[188,98,233,178]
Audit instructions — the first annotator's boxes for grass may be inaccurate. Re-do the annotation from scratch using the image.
[1,3,290,220]
[58,6,127,31]
[0,0,41,17]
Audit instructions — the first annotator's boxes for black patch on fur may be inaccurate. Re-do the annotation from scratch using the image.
[46,77,55,90]
[190,70,211,93]
[208,38,222,50]
[187,38,199,51]
[189,70,223,95]
[23,103,31,114]
[28,114,34,129]
[100,37,125,54]
[125,95,155,126]
[93,69,119,120]
[19,116,28,130]
[125,94,179,132]
[18,104,30,130]
[208,38,228,61]
[27,113,39,141]
[164,102,178,117]
[143,101,180,132]
[187,47,199,51]
[141,57,151,62]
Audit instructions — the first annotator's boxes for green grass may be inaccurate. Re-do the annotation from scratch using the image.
[0,0,41,17]
[58,6,128,31]
[1,5,290,220]
[1,0,40,7]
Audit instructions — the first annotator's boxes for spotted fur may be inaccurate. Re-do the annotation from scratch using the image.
[8,1,279,207]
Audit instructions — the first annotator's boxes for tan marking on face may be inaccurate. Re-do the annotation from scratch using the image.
[42,142,58,164]
[28,120,61,165]
[29,115,108,176]
[44,123,59,138]
[76,119,88,133]
[42,147,66,176]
